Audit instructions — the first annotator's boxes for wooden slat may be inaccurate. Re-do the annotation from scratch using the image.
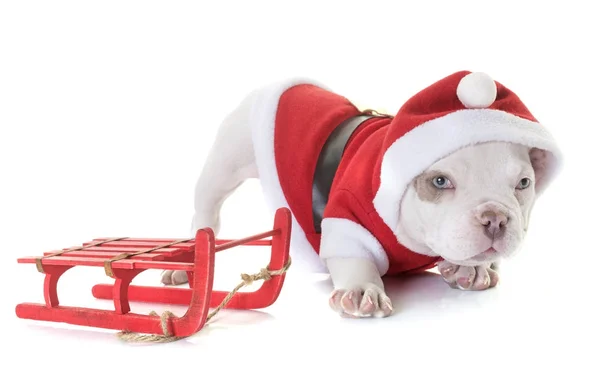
[217,239,272,246]
[17,256,195,271]
[42,251,164,260]
[93,237,194,243]
[124,260,195,271]
[83,240,195,250]
[60,246,182,257]
[18,256,132,269]
[92,237,271,246]
[216,229,278,251]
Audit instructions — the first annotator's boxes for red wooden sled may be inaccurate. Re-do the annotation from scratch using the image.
[15,207,292,338]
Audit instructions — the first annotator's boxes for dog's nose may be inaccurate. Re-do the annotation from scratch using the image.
[476,208,508,239]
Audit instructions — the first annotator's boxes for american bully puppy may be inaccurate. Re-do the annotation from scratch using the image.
[161,71,563,318]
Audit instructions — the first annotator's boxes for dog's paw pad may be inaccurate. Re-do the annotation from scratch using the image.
[359,293,376,315]
[329,284,393,318]
[457,276,474,290]
[377,295,394,318]
[160,270,188,285]
[161,270,174,285]
[440,264,459,278]
[488,267,499,287]
[340,290,360,313]
[455,266,476,290]
[438,261,499,291]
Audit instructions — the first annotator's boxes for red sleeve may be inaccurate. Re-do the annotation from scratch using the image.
[320,189,390,276]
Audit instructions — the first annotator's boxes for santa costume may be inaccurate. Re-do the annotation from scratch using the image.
[248,71,563,276]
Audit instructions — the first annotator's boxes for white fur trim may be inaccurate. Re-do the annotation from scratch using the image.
[248,77,333,274]
[319,218,389,276]
[373,108,563,234]
[456,72,497,108]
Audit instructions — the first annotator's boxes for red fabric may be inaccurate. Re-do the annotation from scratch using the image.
[272,71,547,276]
[380,70,539,158]
[322,111,442,275]
[371,70,541,201]
[274,84,360,252]
[274,84,441,275]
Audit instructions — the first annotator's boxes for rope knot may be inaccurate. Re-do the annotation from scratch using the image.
[240,267,272,286]
[116,257,291,343]
[240,273,253,285]
[116,310,181,343]
[258,268,273,281]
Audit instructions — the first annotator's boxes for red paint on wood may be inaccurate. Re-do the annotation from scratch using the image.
[93,238,273,247]
[215,230,278,252]
[76,246,183,256]
[18,257,196,270]
[82,241,195,250]
[15,207,292,338]
[42,251,165,260]
[43,265,73,307]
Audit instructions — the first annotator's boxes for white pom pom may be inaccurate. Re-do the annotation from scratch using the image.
[456,72,497,108]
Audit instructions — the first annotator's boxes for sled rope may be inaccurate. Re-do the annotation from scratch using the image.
[103,238,194,277]
[116,257,292,343]
[35,237,128,273]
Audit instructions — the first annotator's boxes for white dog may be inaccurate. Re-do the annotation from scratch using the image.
[161,71,563,319]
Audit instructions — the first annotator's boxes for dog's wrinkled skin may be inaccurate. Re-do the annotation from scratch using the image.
[399,142,540,266]
[398,143,542,294]
[161,88,546,319]
[327,142,544,317]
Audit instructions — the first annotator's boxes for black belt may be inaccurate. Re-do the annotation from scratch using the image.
[311,114,377,233]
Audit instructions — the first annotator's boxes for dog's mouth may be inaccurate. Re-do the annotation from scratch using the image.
[443,247,502,266]
[469,247,500,262]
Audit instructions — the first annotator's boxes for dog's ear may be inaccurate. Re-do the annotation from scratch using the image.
[529,147,550,191]
[523,147,551,231]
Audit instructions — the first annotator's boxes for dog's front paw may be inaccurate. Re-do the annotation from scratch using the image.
[328,283,394,318]
[160,270,189,285]
[438,260,499,290]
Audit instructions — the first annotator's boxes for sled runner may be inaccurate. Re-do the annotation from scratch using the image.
[15,207,292,339]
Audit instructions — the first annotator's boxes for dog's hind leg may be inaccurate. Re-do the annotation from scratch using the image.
[161,93,258,285]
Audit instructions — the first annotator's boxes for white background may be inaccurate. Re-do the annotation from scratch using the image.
[1,1,598,375]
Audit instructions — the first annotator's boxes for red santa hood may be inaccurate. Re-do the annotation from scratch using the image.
[247,71,564,275]
[371,70,564,235]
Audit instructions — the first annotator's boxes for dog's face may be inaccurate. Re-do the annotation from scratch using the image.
[397,141,549,266]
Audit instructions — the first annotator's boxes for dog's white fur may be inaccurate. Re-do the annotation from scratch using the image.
[397,142,537,266]
[161,81,544,318]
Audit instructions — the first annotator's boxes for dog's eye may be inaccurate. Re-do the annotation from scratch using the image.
[516,178,531,190]
[432,176,453,189]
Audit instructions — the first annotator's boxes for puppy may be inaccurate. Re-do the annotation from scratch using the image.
[162,71,563,318]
